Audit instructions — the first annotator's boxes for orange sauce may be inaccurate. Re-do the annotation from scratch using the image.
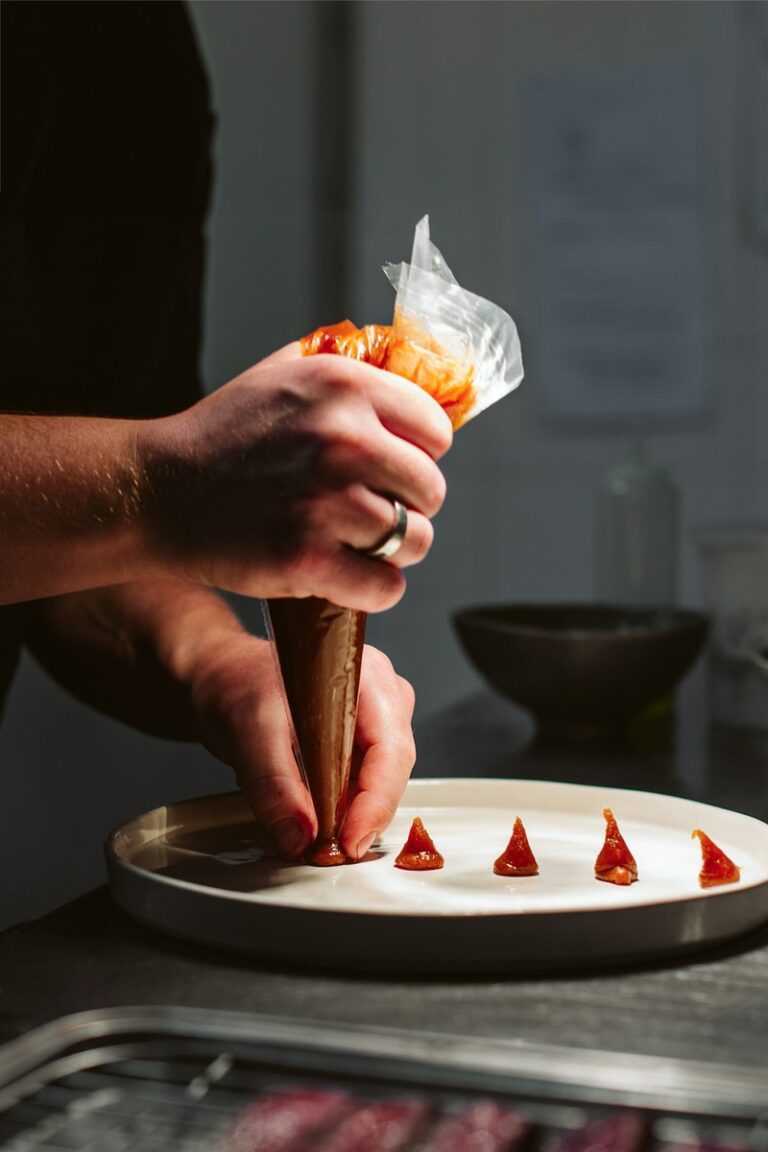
[300,318,476,429]
[395,816,444,871]
[493,816,539,877]
[692,829,740,888]
[300,320,391,367]
[595,807,638,886]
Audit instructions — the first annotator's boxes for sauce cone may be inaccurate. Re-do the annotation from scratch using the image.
[266,597,366,865]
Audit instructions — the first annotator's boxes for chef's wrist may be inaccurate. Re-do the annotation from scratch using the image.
[142,582,245,690]
[131,413,191,581]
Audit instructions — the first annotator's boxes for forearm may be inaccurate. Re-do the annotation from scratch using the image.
[0,414,157,604]
[21,580,251,740]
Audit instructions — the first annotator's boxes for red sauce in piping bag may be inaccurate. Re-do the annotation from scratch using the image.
[301,320,476,430]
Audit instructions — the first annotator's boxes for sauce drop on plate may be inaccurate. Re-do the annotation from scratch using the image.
[493,817,539,876]
[307,836,349,868]
[595,807,638,886]
[395,817,444,871]
[692,829,740,888]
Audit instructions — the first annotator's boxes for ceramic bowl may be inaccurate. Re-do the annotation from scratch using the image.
[452,603,709,742]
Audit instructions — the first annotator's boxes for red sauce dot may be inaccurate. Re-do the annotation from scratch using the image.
[395,817,444,871]
[692,829,740,888]
[306,836,349,867]
[494,816,539,876]
[595,807,638,885]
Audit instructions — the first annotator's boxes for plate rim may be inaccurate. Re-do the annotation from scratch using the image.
[105,778,768,921]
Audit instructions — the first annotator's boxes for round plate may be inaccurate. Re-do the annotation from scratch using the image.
[106,779,768,974]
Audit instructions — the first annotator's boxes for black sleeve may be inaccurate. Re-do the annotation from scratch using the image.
[0,0,214,419]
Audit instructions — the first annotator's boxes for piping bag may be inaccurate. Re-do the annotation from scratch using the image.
[264,216,523,865]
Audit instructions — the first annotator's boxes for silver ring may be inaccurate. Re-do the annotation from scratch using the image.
[363,499,408,560]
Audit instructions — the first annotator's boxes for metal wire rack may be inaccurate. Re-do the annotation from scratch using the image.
[0,1009,766,1152]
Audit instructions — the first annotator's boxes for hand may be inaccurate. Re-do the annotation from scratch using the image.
[25,579,415,860]
[137,342,453,612]
[191,631,416,860]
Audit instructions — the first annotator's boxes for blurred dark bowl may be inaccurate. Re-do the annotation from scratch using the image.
[452,603,709,743]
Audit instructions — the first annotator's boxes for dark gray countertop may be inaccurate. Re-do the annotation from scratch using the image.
[3,683,768,1068]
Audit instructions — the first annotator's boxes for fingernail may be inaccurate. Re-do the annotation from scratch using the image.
[356,831,378,860]
[271,818,306,858]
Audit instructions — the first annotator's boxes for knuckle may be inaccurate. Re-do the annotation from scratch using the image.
[319,409,374,477]
[315,354,365,399]
[399,676,416,714]
[432,411,454,457]
[392,732,417,767]
[364,644,395,680]
[299,352,339,390]
[368,563,405,611]
[326,402,361,441]
[345,482,379,525]
[410,515,434,561]
[283,544,331,598]
[376,494,398,536]
[421,466,446,517]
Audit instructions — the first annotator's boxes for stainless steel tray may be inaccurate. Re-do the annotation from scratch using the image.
[0,1007,766,1150]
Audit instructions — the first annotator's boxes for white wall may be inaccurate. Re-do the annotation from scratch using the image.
[357,1,768,716]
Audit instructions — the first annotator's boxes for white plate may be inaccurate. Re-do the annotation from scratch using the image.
[106,779,768,974]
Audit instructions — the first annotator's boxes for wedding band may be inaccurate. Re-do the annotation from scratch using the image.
[362,499,408,560]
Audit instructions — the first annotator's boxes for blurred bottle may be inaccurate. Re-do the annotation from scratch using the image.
[697,525,768,729]
[595,440,679,606]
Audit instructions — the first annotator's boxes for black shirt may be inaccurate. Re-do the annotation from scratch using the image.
[0,0,213,710]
